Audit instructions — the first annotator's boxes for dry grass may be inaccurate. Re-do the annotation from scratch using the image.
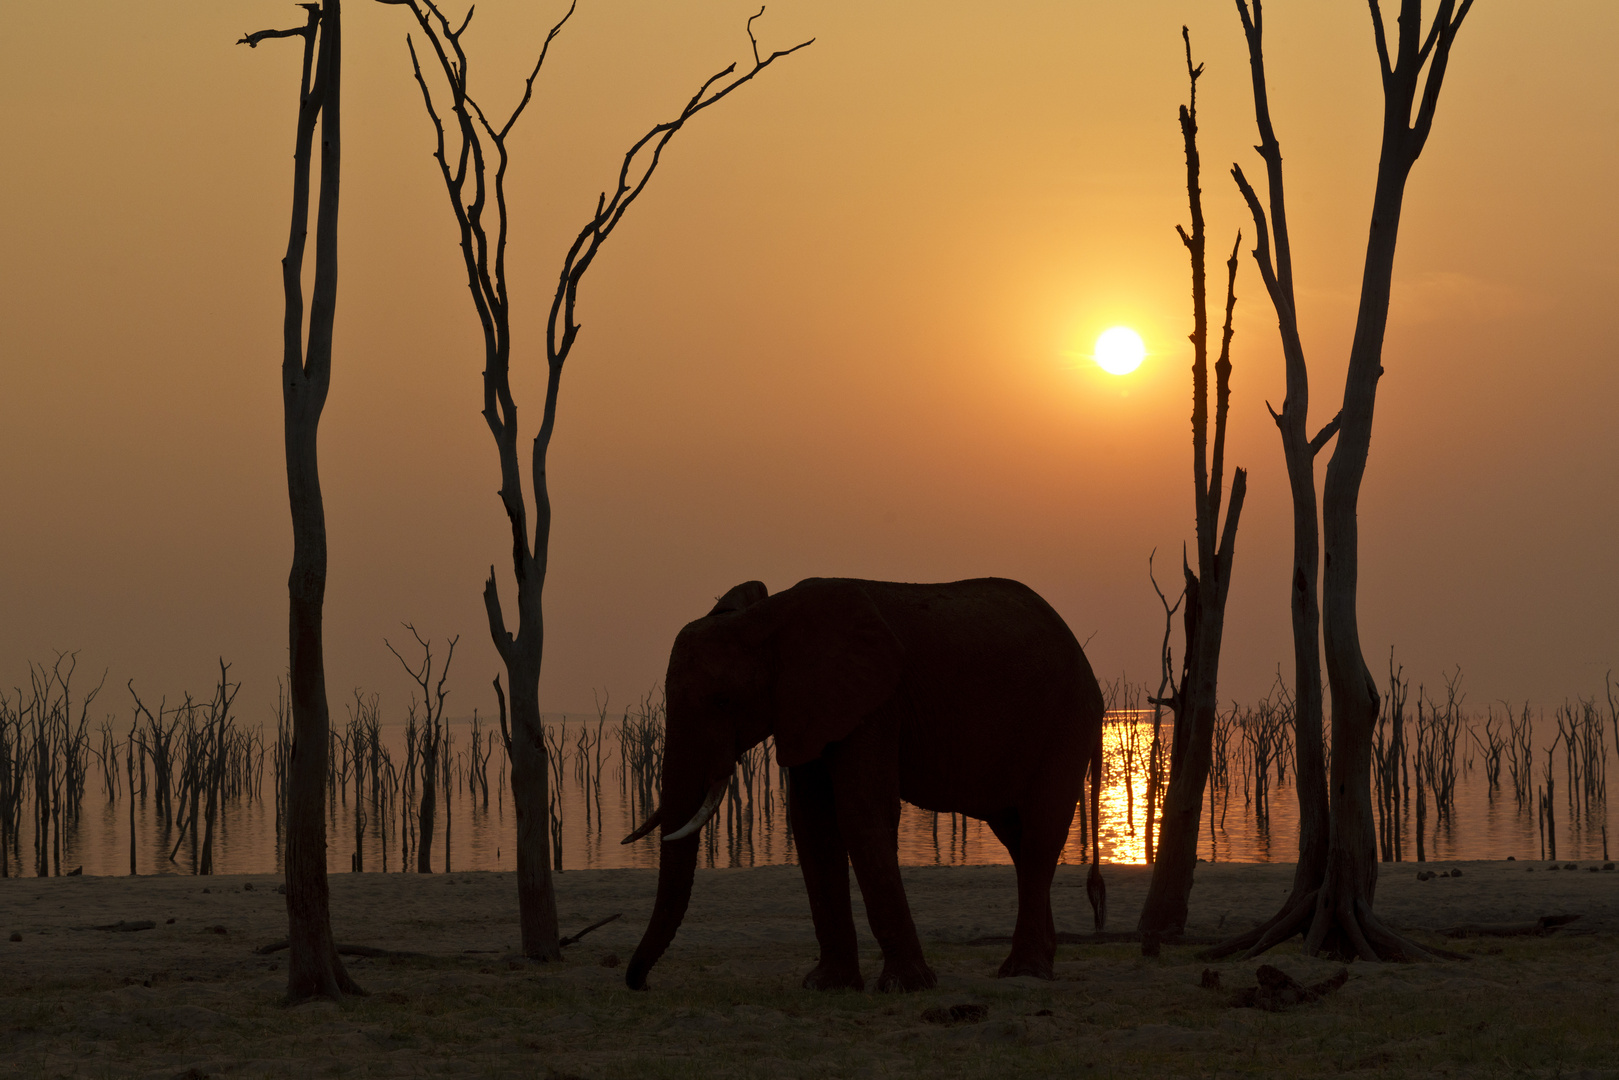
[4,930,1616,1078]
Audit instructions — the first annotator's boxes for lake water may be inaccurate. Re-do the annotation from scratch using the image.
[9,706,1615,879]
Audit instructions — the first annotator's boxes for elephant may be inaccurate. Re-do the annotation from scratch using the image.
[622,576,1107,992]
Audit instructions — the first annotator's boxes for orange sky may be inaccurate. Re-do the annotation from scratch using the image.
[2,2,1614,723]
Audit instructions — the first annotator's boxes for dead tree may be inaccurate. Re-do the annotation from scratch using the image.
[385,626,457,873]
[379,0,811,960]
[1137,29,1248,938]
[1143,550,1183,865]
[240,0,360,999]
[1207,0,1475,962]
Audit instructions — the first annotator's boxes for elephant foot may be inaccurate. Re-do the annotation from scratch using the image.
[876,959,937,993]
[802,961,864,992]
[997,952,1055,980]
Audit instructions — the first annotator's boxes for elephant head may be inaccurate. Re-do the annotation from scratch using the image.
[623,578,905,990]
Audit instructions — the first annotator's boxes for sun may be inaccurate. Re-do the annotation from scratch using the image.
[1093,327,1146,376]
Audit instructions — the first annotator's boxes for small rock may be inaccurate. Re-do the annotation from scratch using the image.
[1604,863,1615,871]
[243,883,253,891]
[1034,1008,1054,1017]
[1199,968,1222,990]
[1451,868,1463,877]
[202,888,211,894]
[9,932,20,943]
[202,925,227,935]
[1565,863,1578,870]
[276,884,286,895]
[1507,855,1516,861]
[166,918,175,925]
[1548,865,1559,872]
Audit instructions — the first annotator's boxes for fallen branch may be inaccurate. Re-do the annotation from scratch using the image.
[560,912,621,947]
[1437,914,1581,938]
[90,920,155,932]
[962,930,1220,947]
[252,912,621,959]
[253,940,427,959]
[1227,964,1348,1011]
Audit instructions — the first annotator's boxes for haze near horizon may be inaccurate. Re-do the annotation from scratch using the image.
[1,1,1613,722]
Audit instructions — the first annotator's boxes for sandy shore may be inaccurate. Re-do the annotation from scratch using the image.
[4,860,1617,1078]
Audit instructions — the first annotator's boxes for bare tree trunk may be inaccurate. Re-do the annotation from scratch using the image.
[1210,0,1474,962]
[1204,0,1336,959]
[416,718,437,873]
[1138,30,1247,939]
[244,0,360,1000]
[496,667,560,956]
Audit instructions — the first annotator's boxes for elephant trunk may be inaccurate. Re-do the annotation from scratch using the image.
[625,832,700,990]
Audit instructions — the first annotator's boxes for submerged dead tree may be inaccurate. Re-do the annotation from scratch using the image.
[1137,29,1248,939]
[1208,0,1475,962]
[240,0,360,999]
[385,626,456,873]
[379,0,811,959]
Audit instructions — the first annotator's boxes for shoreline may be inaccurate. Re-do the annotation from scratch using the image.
[7,859,1617,956]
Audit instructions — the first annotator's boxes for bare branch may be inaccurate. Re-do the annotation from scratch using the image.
[498,0,576,140]
[746,6,767,66]
[1207,231,1241,531]
[240,22,317,49]
[1309,412,1342,456]
[546,14,813,371]
[1368,0,1393,82]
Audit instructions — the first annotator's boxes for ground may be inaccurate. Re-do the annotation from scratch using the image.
[3,862,1616,1078]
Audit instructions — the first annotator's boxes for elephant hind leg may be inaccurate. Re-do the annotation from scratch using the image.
[789,760,863,991]
[996,810,1068,980]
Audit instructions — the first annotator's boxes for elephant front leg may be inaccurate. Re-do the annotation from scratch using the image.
[829,744,935,992]
[788,761,863,991]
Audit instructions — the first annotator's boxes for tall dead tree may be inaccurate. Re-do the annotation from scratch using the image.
[241,0,361,999]
[1208,0,1474,962]
[380,0,811,959]
[1137,30,1248,939]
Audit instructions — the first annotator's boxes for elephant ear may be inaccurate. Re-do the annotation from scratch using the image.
[707,580,768,617]
[767,580,905,767]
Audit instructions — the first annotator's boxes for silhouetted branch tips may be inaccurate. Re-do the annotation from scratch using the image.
[1182,26,1204,87]
[499,0,576,141]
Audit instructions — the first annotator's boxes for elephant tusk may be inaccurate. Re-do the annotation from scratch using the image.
[663,780,727,842]
[621,806,663,846]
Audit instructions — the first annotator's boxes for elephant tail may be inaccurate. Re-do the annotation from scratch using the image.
[1086,719,1106,930]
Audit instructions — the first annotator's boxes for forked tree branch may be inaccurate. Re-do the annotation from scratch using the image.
[546,9,813,372]
[1146,549,1185,713]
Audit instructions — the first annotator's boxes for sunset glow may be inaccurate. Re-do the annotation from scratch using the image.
[1093,326,1146,375]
